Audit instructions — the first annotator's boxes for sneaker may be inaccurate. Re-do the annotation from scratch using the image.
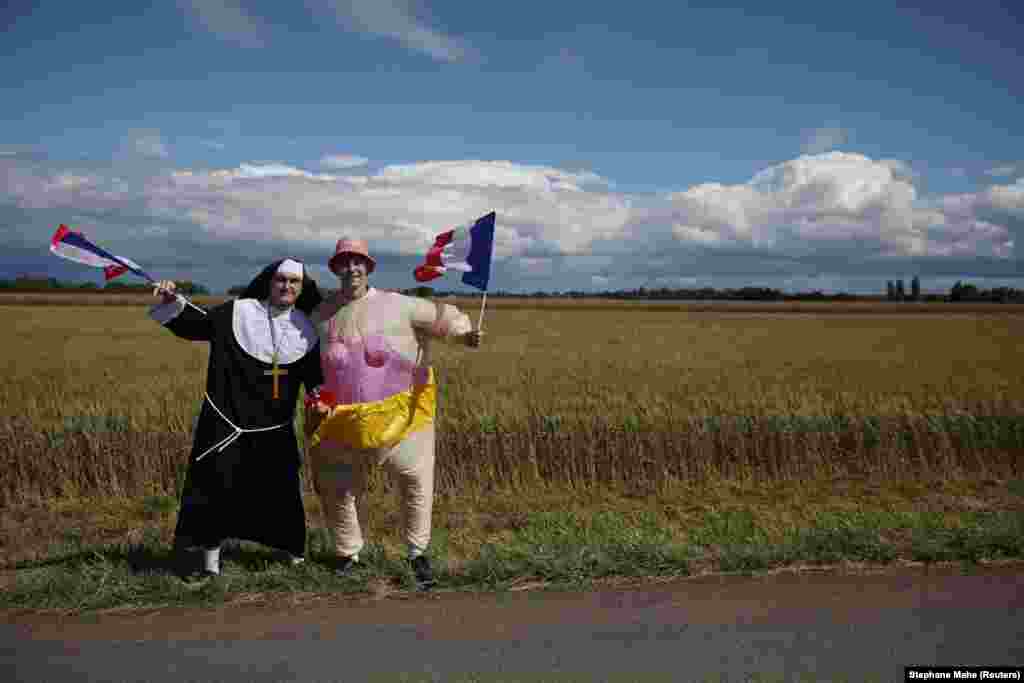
[332,555,359,576]
[288,555,305,567]
[410,555,436,589]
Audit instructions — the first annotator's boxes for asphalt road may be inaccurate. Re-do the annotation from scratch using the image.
[3,565,1022,682]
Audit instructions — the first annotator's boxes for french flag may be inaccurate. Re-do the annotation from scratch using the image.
[49,225,154,282]
[414,212,496,291]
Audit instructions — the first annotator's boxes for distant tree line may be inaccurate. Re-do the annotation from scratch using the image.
[405,279,1024,303]
[883,276,1024,303]
[397,286,850,301]
[0,275,209,294]
[7,274,1024,303]
[947,281,1024,303]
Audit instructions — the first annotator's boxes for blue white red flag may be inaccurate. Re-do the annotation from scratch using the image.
[49,225,154,282]
[414,212,495,291]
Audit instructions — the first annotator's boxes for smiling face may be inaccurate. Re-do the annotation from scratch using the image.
[332,253,370,299]
[269,272,303,308]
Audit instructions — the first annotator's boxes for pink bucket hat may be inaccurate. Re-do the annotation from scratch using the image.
[328,238,376,274]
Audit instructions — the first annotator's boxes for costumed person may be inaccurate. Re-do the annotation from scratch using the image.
[306,238,482,589]
[149,259,324,580]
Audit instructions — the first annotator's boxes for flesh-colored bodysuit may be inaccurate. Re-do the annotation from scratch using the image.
[309,288,472,560]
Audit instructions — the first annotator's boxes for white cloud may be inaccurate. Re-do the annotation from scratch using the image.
[126,130,170,159]
[985,165,1017,178]
[1,163,133,210]
[318,0,470,62]
[660,152,1016,260]
[651,276,700,287]
[520,257,554,276]
[376,160,606,192]
[179,0,267,48]
[227,162,338,180]
[178,1,471,60]
[320,154,369,169]
[987,178,1024,214]
[0,144,35,156]
[800,125,848,155]
[141,159,633,257]
[4,151,1023,292]
[672,223,726,246]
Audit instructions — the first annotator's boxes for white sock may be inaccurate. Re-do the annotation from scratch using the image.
[203,547,221,574]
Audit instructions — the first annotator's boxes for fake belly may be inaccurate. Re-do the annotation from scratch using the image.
[311,369,436,450]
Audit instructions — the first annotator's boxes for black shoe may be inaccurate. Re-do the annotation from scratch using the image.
[333,555,359,576]
[181,569,220,586]
[410,555,436,589]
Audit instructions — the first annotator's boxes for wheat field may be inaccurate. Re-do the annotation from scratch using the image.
[2,300,1022,506]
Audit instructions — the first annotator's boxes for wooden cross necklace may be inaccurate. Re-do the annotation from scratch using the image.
[264,303,287,400]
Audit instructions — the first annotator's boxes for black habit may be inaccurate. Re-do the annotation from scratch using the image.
[163,297,323,557]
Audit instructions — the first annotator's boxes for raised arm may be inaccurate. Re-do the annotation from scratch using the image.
[148,280,213,341]
[410,297,480,347]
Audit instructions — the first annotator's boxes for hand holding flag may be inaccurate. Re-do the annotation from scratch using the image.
[152,279,180,304]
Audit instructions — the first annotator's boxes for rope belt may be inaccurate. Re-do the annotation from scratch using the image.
[195,392,290,461]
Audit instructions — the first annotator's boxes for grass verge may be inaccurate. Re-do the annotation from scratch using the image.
[2,476,1022,613]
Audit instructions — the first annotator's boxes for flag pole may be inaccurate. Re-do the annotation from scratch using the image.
[477,291,487,332]
[152,280,208,316]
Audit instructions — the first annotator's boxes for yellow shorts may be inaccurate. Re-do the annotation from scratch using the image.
[310,369,436,450]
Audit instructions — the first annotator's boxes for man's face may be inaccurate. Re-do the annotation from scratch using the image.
[270,272,303,307]
[334,254,370,291]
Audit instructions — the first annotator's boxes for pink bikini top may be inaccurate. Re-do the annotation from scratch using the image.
[321,314,429,405]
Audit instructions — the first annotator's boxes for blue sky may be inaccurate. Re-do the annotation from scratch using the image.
[2,0,1022,294]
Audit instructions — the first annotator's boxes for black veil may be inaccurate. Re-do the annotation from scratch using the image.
[239,259,323,315]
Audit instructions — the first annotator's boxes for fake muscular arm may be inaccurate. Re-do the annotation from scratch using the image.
[410,298,478,346]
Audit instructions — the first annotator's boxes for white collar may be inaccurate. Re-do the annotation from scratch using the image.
[232,298,317,364]
[263,299,294,318]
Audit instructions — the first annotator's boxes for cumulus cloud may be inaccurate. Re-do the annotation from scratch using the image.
[655,152,1015,264]
[800,125,849,155]
[3,150,1023,292]
[318,0,470,62]
[212,162,338,180]
[320,154,369,169]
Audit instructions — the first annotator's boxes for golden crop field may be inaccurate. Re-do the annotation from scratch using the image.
[2,300,1023,507]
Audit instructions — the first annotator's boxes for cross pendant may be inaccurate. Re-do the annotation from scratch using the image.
[264,361,288,400]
